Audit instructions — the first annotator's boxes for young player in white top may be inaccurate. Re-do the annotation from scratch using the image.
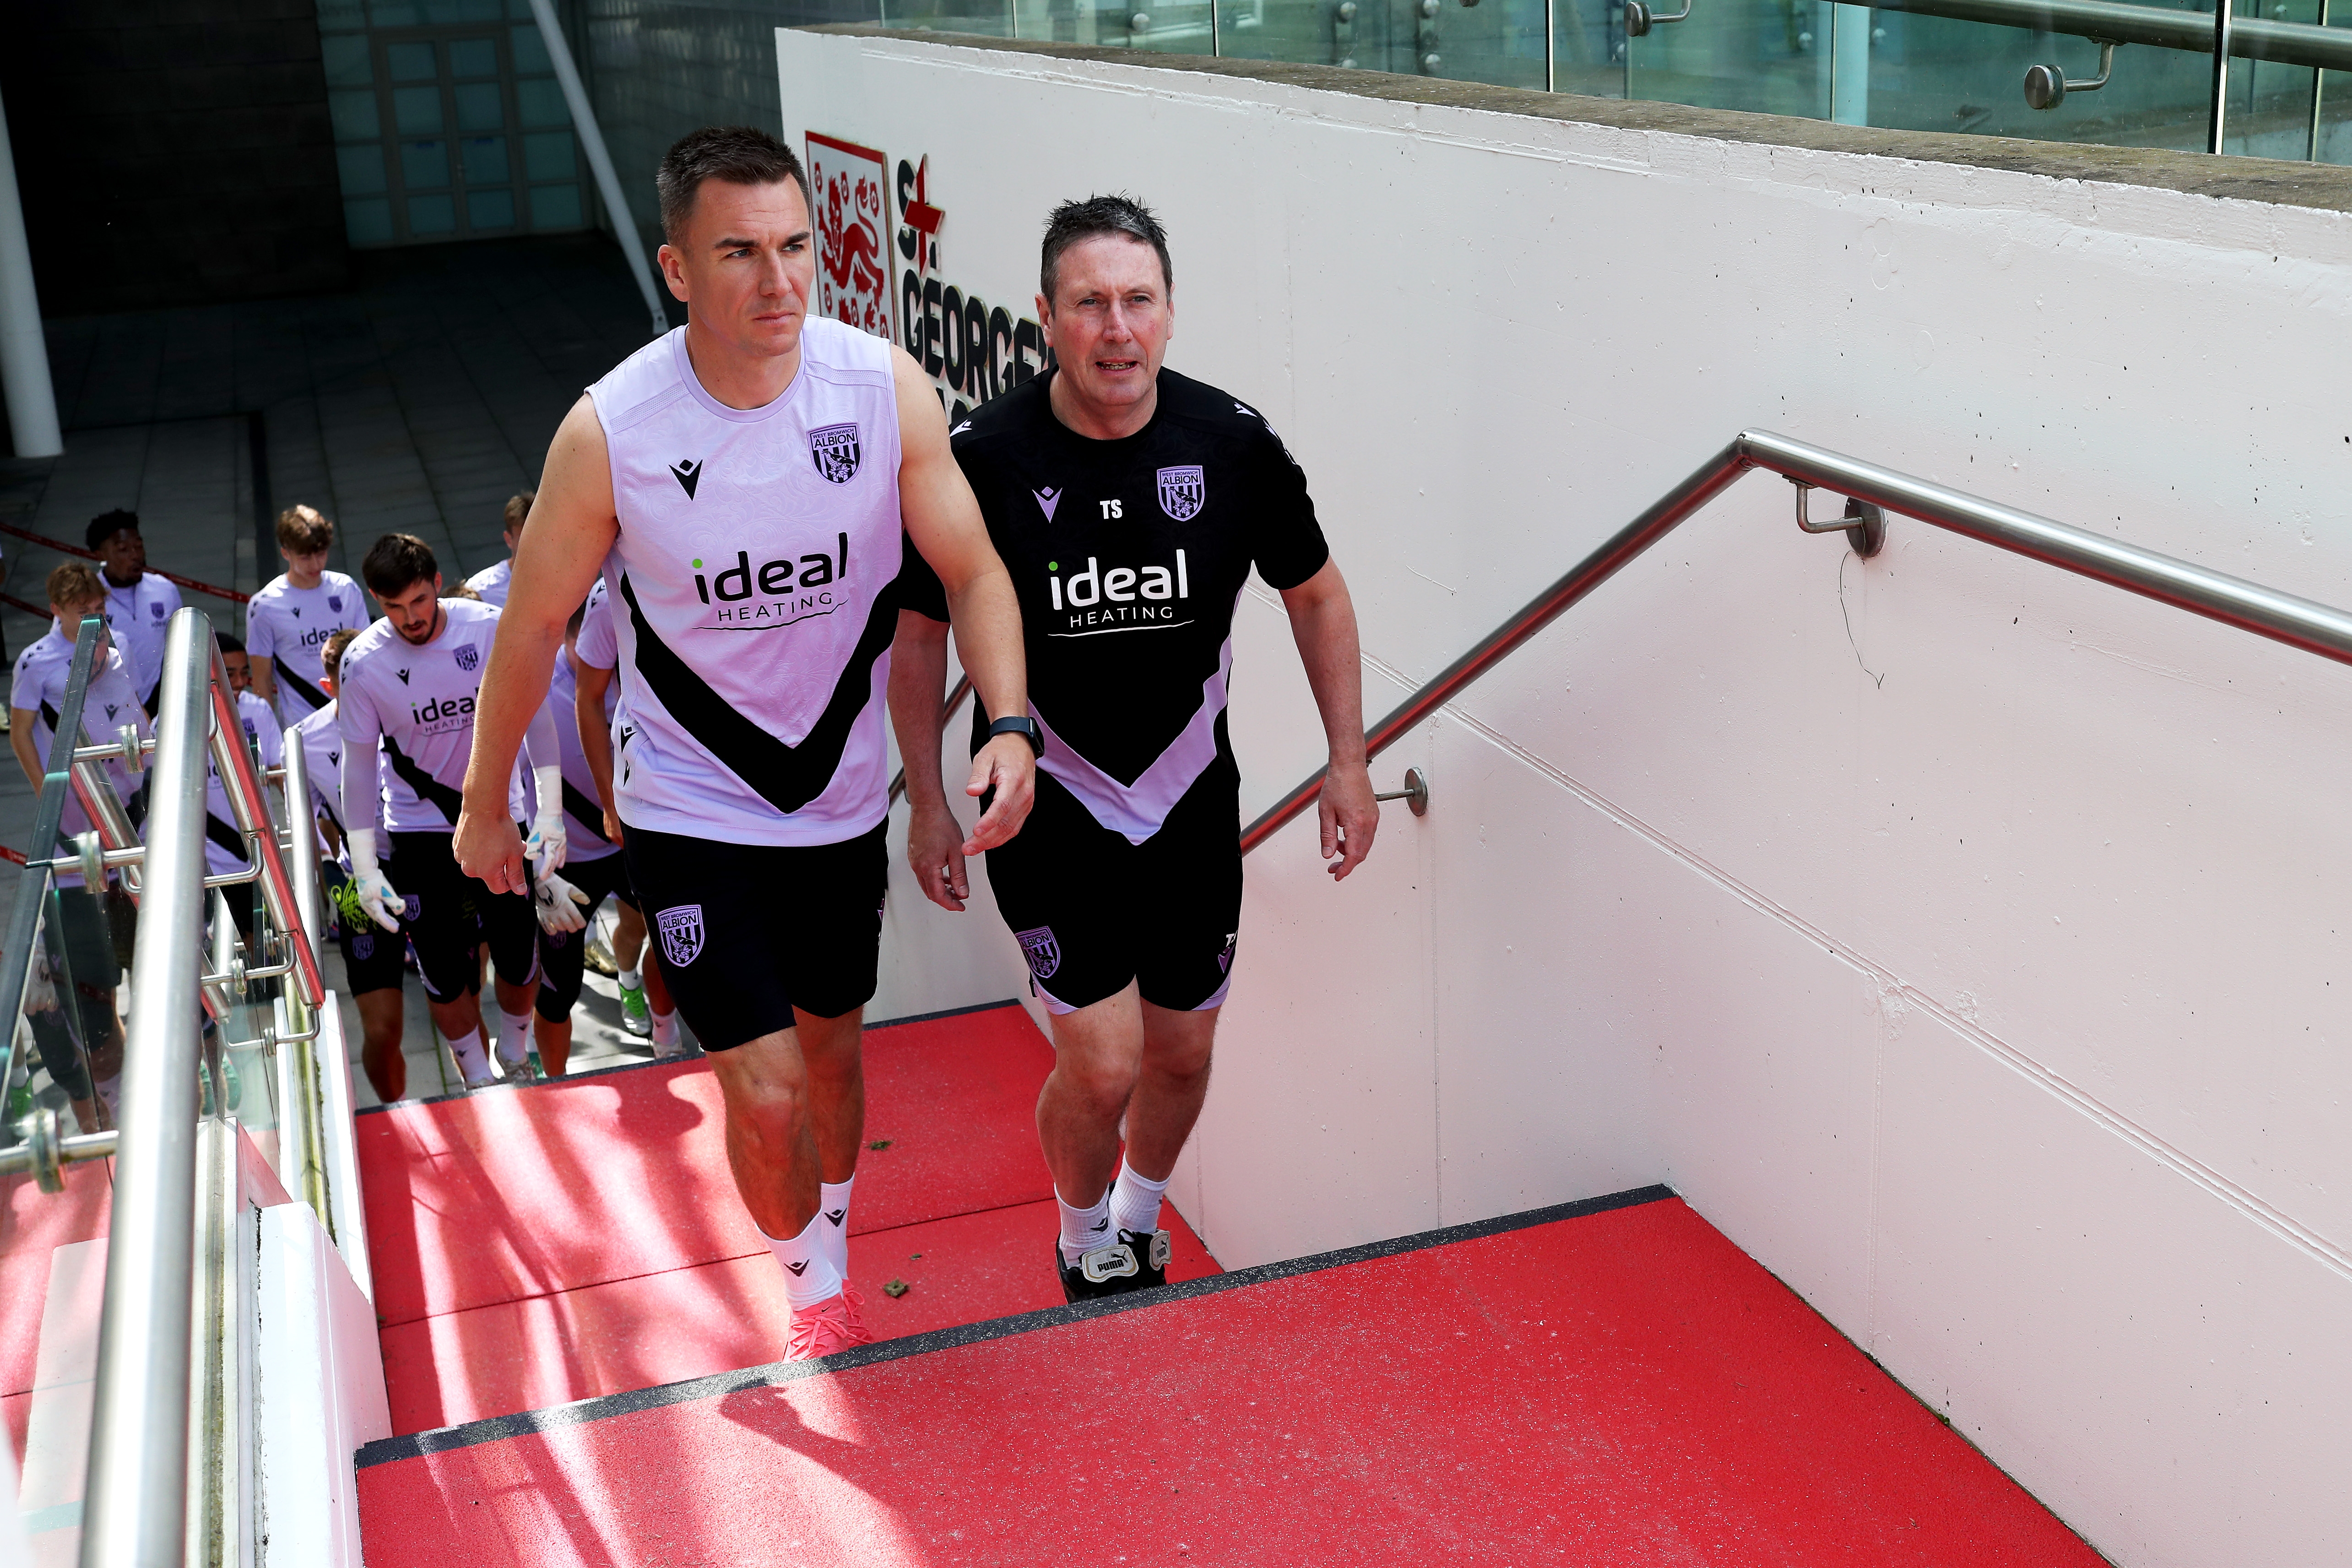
[8,562,149,1130]
[456,126,1037,1362]
[462,493,531,608]
[87,509,183,712]
[343,532,564,1090]
[207,634,289,944]
[247,504,371,727]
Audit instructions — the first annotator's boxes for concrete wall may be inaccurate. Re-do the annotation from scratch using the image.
[797,30,2352,1566]
[0,0,347,314]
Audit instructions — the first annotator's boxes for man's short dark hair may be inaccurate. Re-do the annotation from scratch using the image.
[214,631,245,656]
[86,509,140,551]
[657,127,809,244]
[362,533,439,599]
[1041,195,1172,307]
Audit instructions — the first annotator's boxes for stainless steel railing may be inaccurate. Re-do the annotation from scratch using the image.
[1239,430,2352,852]
[0,606,342,1566]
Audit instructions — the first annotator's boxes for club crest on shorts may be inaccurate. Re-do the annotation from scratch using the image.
[1157,465,1205,521]
[351,933,373,960]
[1015,925,1060,981]
[401,894,421,922]
[454,644,480,673]
[657,904,705,967]
[810,423,862,484]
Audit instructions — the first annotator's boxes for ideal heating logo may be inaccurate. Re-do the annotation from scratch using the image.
[1046,550,1192,636]
[691,532,851,629]
[408,692,476,734]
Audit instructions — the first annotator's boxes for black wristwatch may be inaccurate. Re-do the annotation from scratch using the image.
[986,715,1044,757]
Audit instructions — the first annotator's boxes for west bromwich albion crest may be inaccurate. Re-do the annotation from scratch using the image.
[657,904,705,967]
[454,644,480,672]
[810,423,862,485]
[1016,925,1060,980]
[1157,464,1205,521]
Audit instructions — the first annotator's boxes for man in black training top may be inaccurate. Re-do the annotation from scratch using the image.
[892,195,1379,1302]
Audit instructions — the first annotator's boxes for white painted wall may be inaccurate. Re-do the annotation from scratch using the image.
[254,1202,390,1568]
[787,31,2352,1565]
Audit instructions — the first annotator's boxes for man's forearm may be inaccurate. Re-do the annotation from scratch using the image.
[575,676,617,815]
[251,665,276,704]
[1290,591,1368,767]
[944,563,1027,726]
[888,615,952,810]
[463,618,564,808]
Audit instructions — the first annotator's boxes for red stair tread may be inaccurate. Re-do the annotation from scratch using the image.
[359,1004,1057,1326]
[379,1199,1219,1433]
[0,1162,112,1403]
[358,1198,2103,1568]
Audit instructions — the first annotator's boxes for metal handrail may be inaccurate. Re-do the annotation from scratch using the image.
[1873,0,2352,75]
[1240,430,2352,852]
[81,610,214,1568]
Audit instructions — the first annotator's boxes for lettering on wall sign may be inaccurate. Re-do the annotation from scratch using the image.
[807,133,894,341]
[894,155,1051,423]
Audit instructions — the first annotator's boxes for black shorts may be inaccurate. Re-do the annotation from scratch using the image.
[984,767,1242,1015]
[388,829,539,1005]
[534,849,635,1023]
[621,821,886,1051]
[321,863,406,997]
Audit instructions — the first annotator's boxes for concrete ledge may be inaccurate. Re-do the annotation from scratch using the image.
[801,22,2352,213]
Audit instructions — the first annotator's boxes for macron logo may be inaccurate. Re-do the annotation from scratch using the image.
[824,1209,845,1226]
[1033,487,1062,523]
[395,669,411,685]
[785,1259,809,1275]
[670,459,702,499]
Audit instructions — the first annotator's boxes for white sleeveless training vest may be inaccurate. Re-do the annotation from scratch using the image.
[589,320,904,846]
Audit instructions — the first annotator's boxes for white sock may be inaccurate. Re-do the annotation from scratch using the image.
[650,1007,680,1053]
[818,1176,854,1283]
[448,1027,492,1084]
[764,1211,844,1310]
[1109,1161,1171,1239]
[1057,1183,1114,1268]
[619,965,641,990]
[495,1006,532,1066]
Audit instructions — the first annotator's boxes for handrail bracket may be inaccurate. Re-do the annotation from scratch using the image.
[1791,479,1886,559]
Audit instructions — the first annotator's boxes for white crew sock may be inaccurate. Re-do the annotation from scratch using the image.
[764,1211,844,1310]
[1109,1161,1171,1239]
[494,1006,533,1066]
[818,1176,855,1283]
[448,1027,493,1084]
[1057,1183,1115,1268]
[618,965,642,991]
[650,1007,681,1054]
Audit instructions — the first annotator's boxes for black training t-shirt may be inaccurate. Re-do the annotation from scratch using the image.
[906,366,1328,840]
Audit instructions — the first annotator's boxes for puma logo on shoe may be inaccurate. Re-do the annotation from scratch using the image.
[824,1209,845,1226]
[786,1259,809,1275]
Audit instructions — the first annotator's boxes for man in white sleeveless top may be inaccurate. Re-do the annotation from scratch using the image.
[457,127,1035,1361]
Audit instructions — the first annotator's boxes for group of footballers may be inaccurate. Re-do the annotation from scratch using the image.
[12,122,1381,1365]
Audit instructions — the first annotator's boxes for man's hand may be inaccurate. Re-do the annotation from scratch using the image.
[1318,760,1379,881]
[533,869,591,934]
[963,734,1035,854]
[908,799,970,911]
[454,803,529,897]
[602,807,625,846]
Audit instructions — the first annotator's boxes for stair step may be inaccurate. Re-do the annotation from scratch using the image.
[361,1001,1224,1435]
[358,1188,2102,1567]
